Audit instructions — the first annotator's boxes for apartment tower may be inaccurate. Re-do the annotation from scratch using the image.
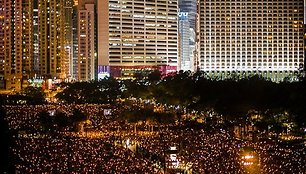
[64,0,74,80]
[38,0,67,79]
[0,0,5,88]
[33,0,40,75]
[77,0,96,81]
[0,0,33,90]
[72,1,78,80]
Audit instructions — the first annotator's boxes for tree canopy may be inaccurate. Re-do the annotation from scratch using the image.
[56,77,121,104]
[55,71,306,131]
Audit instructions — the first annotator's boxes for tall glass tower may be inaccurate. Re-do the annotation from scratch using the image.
[179,13,195,71]
[179,0,197,30]
[178,0,197,71]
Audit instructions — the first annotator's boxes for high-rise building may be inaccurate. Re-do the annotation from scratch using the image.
[179,0,197,30]
[77,0,96,81]
[178,0,197,72]
[38,0,67,79]
[72,2,79,80]
[64,0,74,80]
[1,0,34,90]
[33,0,40,75]
[179,12,194,71]
[97,0,178,78]
[0,0,5,88]
[199,0,305,81]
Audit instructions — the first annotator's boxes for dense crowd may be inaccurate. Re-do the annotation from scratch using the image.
[3,104,306,173]
[4,104,114,131]
[14,136,156,173]
[254,140,306,174]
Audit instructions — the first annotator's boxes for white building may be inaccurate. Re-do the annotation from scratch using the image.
[199,0,305,81]
[97,0,179,77]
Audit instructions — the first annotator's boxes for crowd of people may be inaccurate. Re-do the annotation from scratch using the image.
[3,104,306,173]
[14,135,157,173]
[253,140,306,174]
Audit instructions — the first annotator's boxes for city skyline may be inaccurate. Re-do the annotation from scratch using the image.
[1,1,306,173]
[0,0,305,91]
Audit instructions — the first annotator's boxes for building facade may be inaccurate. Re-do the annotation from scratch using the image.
[72,3,79,80]
[33,0,40,76]
[64,0,74,80]
[179,0,197,30]
[77,0,96,81]
[0,0,5,88]
[179,12,195,71]
[97,0,179,78]
[38,0,67,79]
[0,0,34,90]
[178,0,197,72]
[199,0,305,81]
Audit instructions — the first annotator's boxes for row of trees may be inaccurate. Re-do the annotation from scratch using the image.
[56,78,121,104]
[3,71,304,134]
[56,71,306,133]
[0,86,46,105]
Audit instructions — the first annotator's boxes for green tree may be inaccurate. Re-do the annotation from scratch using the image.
[148,70,161,84]
[56,77,123,104]
[19,86,46,104]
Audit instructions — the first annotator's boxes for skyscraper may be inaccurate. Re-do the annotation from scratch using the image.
[72,1,79,80]
[178,12,195,71]
[0,0,34,90]
[179,0,197,30]
[33,0,40,75]
[178,0,197,72]
[97,0,178,78]
[38,0,67,79]
[0,0,5,88]
[64,0,74,80]
[77,0,96,81]
[199,0,305,81]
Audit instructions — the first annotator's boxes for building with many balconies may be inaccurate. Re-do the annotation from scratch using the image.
[199,0,305,81]
[77,0,96,81]
[0,0,34,90]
